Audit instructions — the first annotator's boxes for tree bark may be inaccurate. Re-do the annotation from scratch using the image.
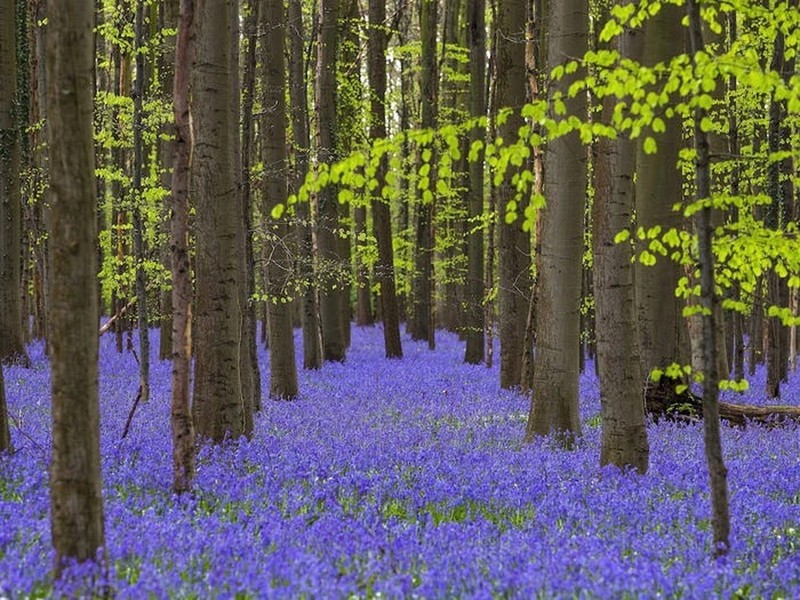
[463,0,486,365]
[170,0,195,495]
[495,0,531,388]
[262,0,299,399]
[687,0,731,557]
[525,0,587,441]
[0,0,29,366]
[593,2,648,474]
[46,0,105,573]
[368,0,402,358]
[288,0,323,369]
[315,0,347,362]
[634,6,688,380]
[191,0,251,442]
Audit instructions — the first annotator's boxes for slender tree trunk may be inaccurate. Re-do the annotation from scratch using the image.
[463,0,485,365]
[687,0,730,557]
[170,0,195,495]
[0,362,8,452]
[495,0,531,388]
[241,0,262,411]
[525,0,587,441]
[368,0,402,358]
[131,0,150,402]
[0,0,29,366]
[410,0,437,349]
[288,0,323,369]
[315,0,347,362]
[593,3,648,473]
[191,0,251,441]
[46,0,105,573]
[262,0,299,399]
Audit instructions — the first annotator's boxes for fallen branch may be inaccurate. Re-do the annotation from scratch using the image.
[645,379,800,428]
[98,297,137,336]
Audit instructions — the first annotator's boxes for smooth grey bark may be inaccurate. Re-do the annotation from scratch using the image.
[525,0,587,441]
[594,5,649,473]
[288,0,324,369]
[46,0,105,573]
[315,0,347,361]
[495,0,531,388]
[463,0,486,365]
[262,0,299,399]
[687,0,731,557]
[634,6,688,381]
[368,0,402,358]
[170,0,195,495]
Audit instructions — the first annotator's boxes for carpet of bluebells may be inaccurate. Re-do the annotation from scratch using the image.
[1,326,799,598]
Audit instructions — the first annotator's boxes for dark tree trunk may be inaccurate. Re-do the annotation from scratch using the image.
[46,0,106,573]
[262,0,299,399]
[687,0,730,557]
[463,0,485,365]
[368,0,402,358]
[170,0,195,494]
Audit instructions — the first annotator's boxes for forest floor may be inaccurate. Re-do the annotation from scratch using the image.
[1,326,799,598]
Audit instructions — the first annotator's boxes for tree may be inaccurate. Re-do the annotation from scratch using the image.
[0,362,8,452]
[495,0,531,388]
[687,0,730,556]
[262,0,299,398]
[0,0,29,366]
[409,0,437,349]
[525,0,587,441]
[191,0,252,441]
[368,0,403,359]
[316,0,347,362]
[634,5,688,381]
[288,0,324,369]
[593,3,649,473]
[463,0,485,365]
[170,0,195,494]
[46,0,105,573]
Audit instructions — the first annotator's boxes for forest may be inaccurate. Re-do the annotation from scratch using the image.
[1,0,800,596]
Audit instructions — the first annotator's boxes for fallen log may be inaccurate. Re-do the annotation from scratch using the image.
[644,379,800,428]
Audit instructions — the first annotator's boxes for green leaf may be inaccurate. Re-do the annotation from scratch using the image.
[270,203,285,219]
[643,136,658,155]
[614,229,631,244]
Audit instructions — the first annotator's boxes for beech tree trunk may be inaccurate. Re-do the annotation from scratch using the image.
[463,0,485,365]
[191,0,251,441]
[0,0,29,366]
[46,0,105,573]
[262,0,299,399]
[495,0,531,388]
[0,362,8,452]
[687,0,731,557]
[170,0,195,495]
[525,0,587,441]
[315,0,347,362]
[593,1,648,474]
[288,0,323,369]
[368,0,402,358]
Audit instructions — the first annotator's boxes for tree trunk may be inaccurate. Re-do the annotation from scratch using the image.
[191,0,250,442]
[525,0,587,441]
[593,1,648,474]
[315,0,347,362]
[463,0,486,365]
[687,0,730,557]
[262,0,299,399]
[409,0,437,350]
[0,362,8,452]
[495,0,531,388]
[0,0,29,366]
[46,0,105,573]
[634,6,688,381]
[368,0,402,358]
[170,0,195,495]
[132,0,150,402]
[288,0,323,369]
